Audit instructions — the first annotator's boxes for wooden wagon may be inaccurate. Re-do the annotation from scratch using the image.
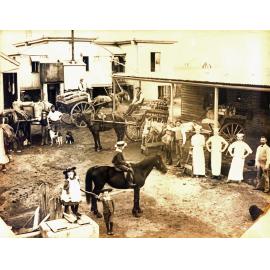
[56,91,95,127]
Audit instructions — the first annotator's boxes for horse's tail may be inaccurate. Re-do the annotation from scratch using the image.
[85,167,96,204]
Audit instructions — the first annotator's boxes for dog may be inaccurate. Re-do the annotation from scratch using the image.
[49,129,63,146]
[65,131,74,144]
[249,205,264,221]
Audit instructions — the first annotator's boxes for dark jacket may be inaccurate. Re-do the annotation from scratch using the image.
[112,151,129,167]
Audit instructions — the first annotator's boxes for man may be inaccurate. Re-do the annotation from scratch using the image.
[125,87,144,116]
[162,126,174,165]
[254,136,270,193]
[47,105,62,132]
[191,126,206,177]
[206,127,228,180]
[227,133,252,183]
[78,78,87,92]
[171,119,186,167]
[78,78,92,101]
[112,141,136,188]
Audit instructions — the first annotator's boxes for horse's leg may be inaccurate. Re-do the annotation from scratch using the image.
[97,132,102,151]
[137,188,143,213]
[132,187,141,218]
[91,187,102,218]
[91,130,98,151]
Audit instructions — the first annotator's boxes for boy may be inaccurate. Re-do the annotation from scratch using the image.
[40,110,48,146]
[112,141,136,188]
[97,188,115,235]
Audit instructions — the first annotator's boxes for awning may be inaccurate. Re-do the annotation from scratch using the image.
[102,45,125,55]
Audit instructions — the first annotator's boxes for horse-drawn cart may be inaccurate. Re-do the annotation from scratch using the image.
[204,104,247,146]
[56,91,95,127]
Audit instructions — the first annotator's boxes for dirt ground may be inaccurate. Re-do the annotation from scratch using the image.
[1,123,270,238]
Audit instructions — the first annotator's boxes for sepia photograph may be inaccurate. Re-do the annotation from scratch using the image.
[1,28,270,239]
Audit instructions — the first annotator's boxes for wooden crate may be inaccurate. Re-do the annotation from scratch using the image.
[39,215,99,238]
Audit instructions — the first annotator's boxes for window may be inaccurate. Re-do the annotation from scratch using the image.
[31,61,40,73]
[260,92,270,112]
[112,55,126,73]
[83,56,89,71]
[158,85,171,99]
[151,52,161,72]
[21,89,41,102]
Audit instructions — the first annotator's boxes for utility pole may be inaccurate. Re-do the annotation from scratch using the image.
[71,30,75,63]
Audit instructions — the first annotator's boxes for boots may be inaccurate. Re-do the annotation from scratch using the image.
[127,171,137,188]
[254,178,264,190]
[108,222,114,235]
[105,222,111,235]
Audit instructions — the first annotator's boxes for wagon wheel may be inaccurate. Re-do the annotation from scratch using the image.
[219,122,245,156]
[125,116,144,142]
[70,101,95,128]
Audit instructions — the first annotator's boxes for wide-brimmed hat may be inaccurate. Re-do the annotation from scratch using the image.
[237,133,244,138]
[115,141,127,148]
[195,125,202,131]
[63,166,76,175]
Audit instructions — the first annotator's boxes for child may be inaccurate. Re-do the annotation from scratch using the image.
[40,110,48,146]
[61,167,82,218]
[97,188,115,235]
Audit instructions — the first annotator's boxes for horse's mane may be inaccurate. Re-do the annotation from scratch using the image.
[133,154,160,167]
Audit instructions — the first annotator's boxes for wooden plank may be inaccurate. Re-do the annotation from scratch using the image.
[32,206,40,231]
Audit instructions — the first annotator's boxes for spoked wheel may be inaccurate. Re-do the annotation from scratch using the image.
[70,101,95,127]
[125,116,144,142]
[219,122,245,156]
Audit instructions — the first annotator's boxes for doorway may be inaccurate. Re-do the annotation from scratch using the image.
[47,83,60,106]
[3,73,18,109]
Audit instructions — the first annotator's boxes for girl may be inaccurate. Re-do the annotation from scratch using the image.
[61,167,82,218]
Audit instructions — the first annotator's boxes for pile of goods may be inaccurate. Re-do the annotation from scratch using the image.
[56,91,88,105]
[149,99,169,111]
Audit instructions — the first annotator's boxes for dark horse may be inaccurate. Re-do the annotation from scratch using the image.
[85,154,167,218]
[78,112,126,152]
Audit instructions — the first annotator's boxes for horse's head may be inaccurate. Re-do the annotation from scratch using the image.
[153,155,167,174]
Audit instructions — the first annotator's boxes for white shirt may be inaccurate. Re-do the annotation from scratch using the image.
[171,126,186,144]
[48,110,62,121]
[78,81,87,91]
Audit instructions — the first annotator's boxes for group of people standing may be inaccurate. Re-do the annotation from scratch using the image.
[161,118,270,193]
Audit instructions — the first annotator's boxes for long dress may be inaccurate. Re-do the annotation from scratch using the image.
[206,135,227,176]
[228,141,252,181]
[191,134,206,176]
[61,177,81,203]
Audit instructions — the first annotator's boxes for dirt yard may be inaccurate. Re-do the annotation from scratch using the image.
[1,123,270,238]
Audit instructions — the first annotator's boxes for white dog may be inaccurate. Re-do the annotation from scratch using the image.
[49,130,63,146]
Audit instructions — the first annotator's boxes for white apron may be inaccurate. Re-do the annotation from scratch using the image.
[191,134,206,175]
[208,135,227,176]
[228,141,252,181]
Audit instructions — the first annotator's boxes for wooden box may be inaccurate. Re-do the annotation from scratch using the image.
[39,215,99,238]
